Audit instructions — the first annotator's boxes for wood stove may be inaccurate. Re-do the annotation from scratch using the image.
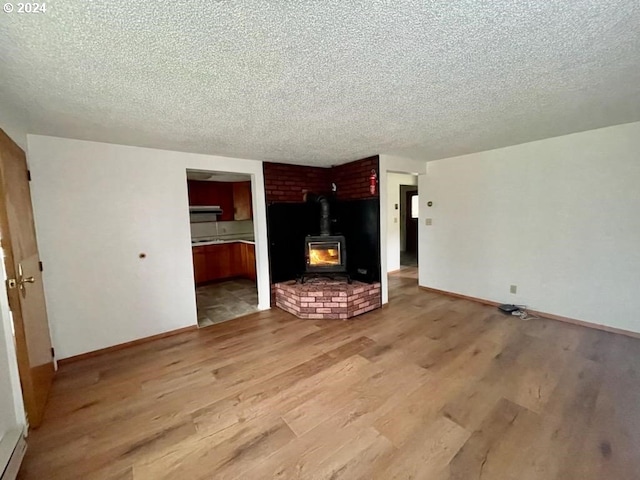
[305,235,347,275]
[301,194,350,283]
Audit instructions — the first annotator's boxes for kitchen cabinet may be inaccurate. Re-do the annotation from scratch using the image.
[188,180,253,222]
[240,242,257,281]
[192,242,256,285]
[233,181,253,220]
[192,247,209,284]
[187,180,234,221]
[207,243,236,280]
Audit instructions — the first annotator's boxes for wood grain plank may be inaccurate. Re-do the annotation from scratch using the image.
[17,269,640,480]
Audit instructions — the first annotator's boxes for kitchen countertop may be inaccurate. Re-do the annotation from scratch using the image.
[191,238,255,247]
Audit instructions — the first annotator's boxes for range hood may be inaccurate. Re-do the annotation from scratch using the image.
[189,205,223,214]
[189,205,223,223]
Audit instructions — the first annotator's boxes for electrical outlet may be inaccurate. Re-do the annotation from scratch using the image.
[510,285,517,294]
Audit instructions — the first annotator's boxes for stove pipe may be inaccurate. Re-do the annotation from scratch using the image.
[305,193,331,236]
[318,196,330,236]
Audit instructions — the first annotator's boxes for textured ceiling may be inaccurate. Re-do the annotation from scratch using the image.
[1,1,639,166]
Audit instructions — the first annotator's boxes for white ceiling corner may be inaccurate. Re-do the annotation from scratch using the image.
[0,0,638,166]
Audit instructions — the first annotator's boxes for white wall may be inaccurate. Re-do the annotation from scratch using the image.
[421,121,640,333]
[0,105,28,151]
[27,135,271,359]
[386,173,418,272]
[378,154,427,304]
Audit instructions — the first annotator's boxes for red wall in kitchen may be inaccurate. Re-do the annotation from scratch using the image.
[263,155,380,203]
[331,156,380,200]
[187,180,235,221]
[263,163,330,203]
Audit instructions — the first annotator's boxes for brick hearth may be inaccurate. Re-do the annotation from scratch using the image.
[275,280,382,319]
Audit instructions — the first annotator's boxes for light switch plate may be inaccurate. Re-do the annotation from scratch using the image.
[425,218,433,226]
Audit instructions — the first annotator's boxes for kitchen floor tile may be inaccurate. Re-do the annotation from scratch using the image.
[196,279,258,328]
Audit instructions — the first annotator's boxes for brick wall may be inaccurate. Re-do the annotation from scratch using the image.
[263,155,380,203]
[331,155,380,200]
[263,162,330,203]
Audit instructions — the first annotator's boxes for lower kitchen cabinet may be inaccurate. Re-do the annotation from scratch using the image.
[192,242,256,285]
[192,248,210,284]
[240,242,257,282]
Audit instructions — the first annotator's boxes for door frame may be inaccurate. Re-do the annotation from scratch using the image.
[378,155,427,304]
[186,169,259,328]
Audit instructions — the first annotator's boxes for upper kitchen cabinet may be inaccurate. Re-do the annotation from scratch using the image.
[187,180,234,221]
[188,179,253,222]
[233,181,253,221]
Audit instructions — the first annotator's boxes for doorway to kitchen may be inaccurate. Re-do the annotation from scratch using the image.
[186,169,258,328]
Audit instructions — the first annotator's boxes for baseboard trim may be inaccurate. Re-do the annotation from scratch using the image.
[531,311,640,339]
[419,286,640,340]
[57,325,198,366]
[419,286,501,308]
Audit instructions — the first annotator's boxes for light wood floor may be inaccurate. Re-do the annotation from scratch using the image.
[19,270,640,479]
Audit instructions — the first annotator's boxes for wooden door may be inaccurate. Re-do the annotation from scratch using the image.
[405,190,418,254]
[0,130,54,428]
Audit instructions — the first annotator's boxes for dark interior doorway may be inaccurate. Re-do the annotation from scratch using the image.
[402,189,418,267]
